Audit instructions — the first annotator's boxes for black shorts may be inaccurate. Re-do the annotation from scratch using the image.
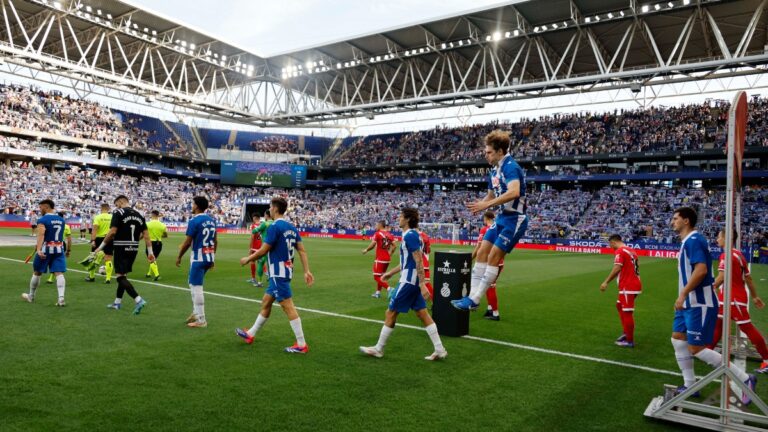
[146,241,163,258]
[114,246,139,275]
[92,237,114,255]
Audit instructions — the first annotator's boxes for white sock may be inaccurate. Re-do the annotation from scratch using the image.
[29,274,40,298]
[672,338,696,387]
[695,348,750,382]
[425,323,445,352]
[375,325,394,352]
[248,314,268,337]
[189,286,197,314]
[492,310,499,317]
[134,296,143,304]
[114,298,122,305]
[55,274,65,299]
[470,266,499,304]
[191,285,205,322]
[289,317,306,347]
[469,263,487,297]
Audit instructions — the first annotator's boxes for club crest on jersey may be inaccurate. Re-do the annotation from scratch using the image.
[491,176,501,188]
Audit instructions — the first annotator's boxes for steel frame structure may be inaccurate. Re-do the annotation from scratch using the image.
[0,0,767,127]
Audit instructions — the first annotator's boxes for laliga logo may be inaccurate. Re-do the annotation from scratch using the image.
[440,283,451,298]
[437,260,456,275]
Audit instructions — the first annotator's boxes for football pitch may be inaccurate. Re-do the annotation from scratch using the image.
[2,228,767,431]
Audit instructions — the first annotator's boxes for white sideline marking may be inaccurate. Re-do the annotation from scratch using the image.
[0,255,682,378]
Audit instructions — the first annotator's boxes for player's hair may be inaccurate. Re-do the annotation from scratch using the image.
[263,209,271,219]
[377,220,386,228]
[193,196,209,211]
[150,210,160,217]
[401,207,419,229]
[485,130,511,154]
[483,211,495,221]
[252,213,260,220]
[271,197,288,215]
[674,206,698,228]
[100,203,110,210]
[608,234,622,242]
[39,199,54,209]
[719,227,738,242]
[114,195,129,204]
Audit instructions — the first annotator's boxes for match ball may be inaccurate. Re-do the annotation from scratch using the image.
[98,265,106,275]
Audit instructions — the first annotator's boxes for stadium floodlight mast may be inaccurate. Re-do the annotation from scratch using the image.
[644,91,768,431]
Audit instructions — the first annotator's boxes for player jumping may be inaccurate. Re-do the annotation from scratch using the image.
[236,197,314,353]
[362,220,396,298]
[177,197,217,328]
[707,228,768,373]
[359,207,447,361]
[600,234,642,347]
[22,199,67,306]
[452,130,527,312]
[472,211,504,321]
[669,207,756,402]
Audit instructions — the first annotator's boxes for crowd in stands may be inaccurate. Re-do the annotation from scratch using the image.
[249,136,299,153]
[325,98,768,166]
[1,164,766,247]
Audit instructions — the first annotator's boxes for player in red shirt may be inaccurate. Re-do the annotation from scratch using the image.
[362,221,396,298]
[420,229,433,300]
[600,234,642,347]
[247,214,262,286]
[707,229,768,373]
[472,211,504,321]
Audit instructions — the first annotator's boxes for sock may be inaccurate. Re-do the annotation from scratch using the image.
[191,285,205,323]
[616,305,635,343]
[289,317,306,347]
[47,273,54,283]
[116,276,139,299]
[250,262,256,279]
[425,282,433,299]
[672,338,696,388]
[189,285,198,315]
[425,323,445,352]
[114,297,122,305]
[708,319,723,350]
[89,265,97,279]
[247,314,268,337]
[740,323,768,360]
[374,274,387,292]
[105,261,114,281]
[470,266,499,304]
[257,260,265,279]
[29,274,40,299]
[375,325,394,352]
[470,262,487,296]
[486,286,499,312]
[695,348,750,382]
[55,274,65,299]
[149,262,159,277]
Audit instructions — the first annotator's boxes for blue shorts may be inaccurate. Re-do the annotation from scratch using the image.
[266,278,292,302]
[188,261,213,286]
[388,282,427,313]
[482,214,528,254]
[673,307,718,346]
[33,253,66,274]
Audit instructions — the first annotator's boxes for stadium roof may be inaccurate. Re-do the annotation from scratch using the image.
[1,0,767,126]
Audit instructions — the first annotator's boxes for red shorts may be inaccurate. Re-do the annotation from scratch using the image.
[373,260,390,276]
[617,292,638,312]
[718,302,751,324]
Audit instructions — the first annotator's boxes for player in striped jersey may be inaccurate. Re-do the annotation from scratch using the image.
[236,197,314,354]
[600,234,642,347]
[47,212,72,284]
[670,207,756,402]
[177,197,217,328]
[359,207,447,361]
[453,130,528,312]
[707,228,768,373]
[23,199,67,306]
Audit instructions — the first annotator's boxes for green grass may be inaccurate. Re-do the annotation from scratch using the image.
[1,228,767,431]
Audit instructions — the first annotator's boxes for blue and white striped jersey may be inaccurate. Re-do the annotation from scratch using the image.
[38,213,65,254]
[187,213,217,263]
[399,229,423,285]
[488,154,526,215]
[264,218,302,280]
[678,230,716,308]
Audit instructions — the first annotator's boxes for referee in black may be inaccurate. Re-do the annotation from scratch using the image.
[95,195,155,315]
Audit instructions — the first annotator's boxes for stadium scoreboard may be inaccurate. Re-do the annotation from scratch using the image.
[221,161,307,188]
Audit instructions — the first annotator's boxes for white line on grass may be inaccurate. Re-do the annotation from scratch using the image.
[1,256,682,378]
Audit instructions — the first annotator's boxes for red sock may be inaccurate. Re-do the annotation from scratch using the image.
[616,303,635,343]
[373,275,387,292]
[250,263,256,279]
[740,322,768,360]
[708,319,724,350]
[426,282,433,300]
[486,285,498,311]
